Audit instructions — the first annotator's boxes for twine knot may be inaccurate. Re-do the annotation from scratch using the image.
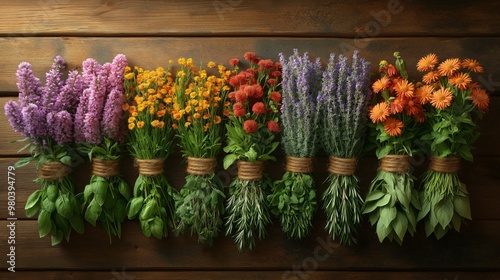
[135,158,164,176]
[285,156,313,173]
[429,156,460,173]
[380,155,410,173]
[92,158,120,178]
[39,161,70,180]
[186,157,217,175]
[237,160,263,181]
[328,157,357,175]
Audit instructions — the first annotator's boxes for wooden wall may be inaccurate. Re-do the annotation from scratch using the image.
[1,1,499,279]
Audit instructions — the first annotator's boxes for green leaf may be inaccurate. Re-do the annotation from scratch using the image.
[364,190,385,202]
[140,200,156,220]
[150,216,164,239]
[118,180,131,200]
[223,153,238,170]
[244,147,258,161]
[435,198,454,228]
[25,190,42,210]
[83,184,94,203]
[38,210,52,238]
[55,194,73,219]
[376,217,392,242]
[94,181,108,206]
[84,201,101,227]
[14,157,34,168]
[46,185,58,201]
[70,215,85,234]
[375,194,391,207]
[454,195,472,220]
[376,145,392,159]
[60,156,72,166]
[379,206,397,228]
[127,197,144,219]
[42,198,56,213]
[393,211,408,241]
[51,230,64,246]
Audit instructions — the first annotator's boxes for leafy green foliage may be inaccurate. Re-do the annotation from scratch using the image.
[268,172,317,240]
[225,176,272,252]
[323,174,363,245]
[174,174,225,246]
[418,170,471,239]
[362,171,420,245]
[27,176,84,246]
[126,174,175,239]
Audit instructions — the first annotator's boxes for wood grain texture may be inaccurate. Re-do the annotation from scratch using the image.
[1,37,499,94]
[0,0,498,37]
[0,220,499,270]
[0,271,499,280]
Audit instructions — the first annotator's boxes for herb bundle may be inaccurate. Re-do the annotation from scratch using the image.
[171,58,231,245]
[223,52,282,251]
[415,54,489,239]
[5,56,85,245]
[318,51,371,245]
[75,55,131,242]
[362,52,423,244]
[123,65,177,239]
[268,50,322,240]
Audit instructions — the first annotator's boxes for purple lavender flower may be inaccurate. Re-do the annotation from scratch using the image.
[16,62,42,107]
[55,70,84,114]
[21,103,45,140]
[81,59,107,145]
[109,54,128,93]
[53,110,74,145]
[74,88,91,144]
[102,88,125,142]
[4,101,25,136]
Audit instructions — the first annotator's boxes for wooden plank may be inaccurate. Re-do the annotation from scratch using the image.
[1,156,499,220]
[0,271,498,280]
[0,0,498,37]
[0,37,499,94]
[0,219,499,270]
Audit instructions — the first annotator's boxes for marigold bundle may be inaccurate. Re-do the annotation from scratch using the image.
[362,52,422,244]
[171,58,231,245]
[74,55,131,242]
[318,51,371,245]
[223,52,282,251]
[268,49,322,240]
[416,54,489,239]
[123,65,177,239]
[5,56,85,245]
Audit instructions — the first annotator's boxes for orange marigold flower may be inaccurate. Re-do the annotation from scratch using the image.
[385,64,397,77]
[470,87,489,111]
[430,88,453,110]
[438,58,461,76]
[128,123,135,130]
[390,96,406,114]
[369,102,390,123]
[137,121,145,129]
[193,113,201,119]
[414,110,426,123]
[384,117,404,137]
[122,103,130,111]
[128,117,135,123]
[243,119,258,133]
[417,53,439,72]
[449,72,472,90]
[415,85,434,104]
[372,76,390,94]
[151,120,160,127]
[462,58,483,73]
[394,79,415,97]
[422,71,439,84]
[184,121,191,128]
[404,98,422,116]
[157,121,165,129]
[172,123,178,129]
[207,61,216,68]
[203,113,211,120]
[214,115,222,124]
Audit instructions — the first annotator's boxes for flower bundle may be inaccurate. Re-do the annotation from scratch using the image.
[362,52,423,244]
[4,56,85,245]
[223,52,282,251]
[74,54,131,242]
[268,50,322,240]
[123,65,177,239]
[171,58,231,245]
[416,54,489,239]
[318,51,371,245]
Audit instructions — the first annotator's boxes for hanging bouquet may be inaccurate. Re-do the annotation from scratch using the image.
[123,65,177,239]
[318,51,371,245]
[223,52,282,251]
[416,54,489,239]
[362,52,423,244]
[268,50,322,240]
[4,56,85,245]
[172,58,231,245]
[74,55,131,242]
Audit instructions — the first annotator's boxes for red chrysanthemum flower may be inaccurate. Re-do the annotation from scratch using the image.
[470,87,489,111]
[267,120,280,133]
[243,119,258,133]
[244,52,257,62]
[267,78,277,86]
[230,58,240,67]
[244,84,264,99]
[271,71,282,78]
[235,90,248,102]
[270,91,282,103]
[233,102,246,117]
[252,102,266,115]
[258,59,274,69]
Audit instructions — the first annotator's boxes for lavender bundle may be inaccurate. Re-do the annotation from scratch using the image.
[318,51,371,245]
[75,55,131,242]
[268,50,322,240]
[4,56,85,245]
